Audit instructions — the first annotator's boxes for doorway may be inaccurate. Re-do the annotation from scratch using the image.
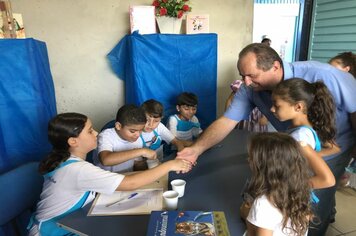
[253,2,301,62]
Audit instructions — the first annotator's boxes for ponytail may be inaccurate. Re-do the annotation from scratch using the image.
[39,113,87,174]
[308,82,336,144]
[39,149,70,174]
[273,78,337,145]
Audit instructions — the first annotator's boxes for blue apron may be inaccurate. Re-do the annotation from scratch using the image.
[289,125,322,152]
[174,115,201,132]
[27,159,90,236]
[289,126,322,204]
[140,130,162,150]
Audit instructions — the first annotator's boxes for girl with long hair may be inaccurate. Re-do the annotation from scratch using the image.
[271,78,340,156]
[242,133,335,235]
[28,112,191,236]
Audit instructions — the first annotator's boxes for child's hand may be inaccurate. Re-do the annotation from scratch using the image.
[168,159,192,174]
[142,148,157,160]
[240,201,251,220]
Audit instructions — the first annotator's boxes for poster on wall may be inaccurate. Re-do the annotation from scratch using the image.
[186,14,209,34]
[0,12,25,38]
[129,6,156,35]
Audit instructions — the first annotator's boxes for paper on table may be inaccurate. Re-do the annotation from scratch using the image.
[88,188,163,216]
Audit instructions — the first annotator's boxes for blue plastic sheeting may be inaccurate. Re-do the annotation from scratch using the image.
[108,32,217,129]
[0,38,57,174]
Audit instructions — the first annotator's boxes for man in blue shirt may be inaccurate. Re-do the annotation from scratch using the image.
[177,43,356,235]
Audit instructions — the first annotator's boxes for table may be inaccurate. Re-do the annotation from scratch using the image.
[58,129,252,235]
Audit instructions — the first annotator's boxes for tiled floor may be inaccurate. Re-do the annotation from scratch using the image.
[325,187,356,236]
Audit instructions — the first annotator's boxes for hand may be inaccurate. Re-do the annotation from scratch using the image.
[176,147,199,165]
[142,149,157,160]
[240,201,251,220]
[169,159,192,174]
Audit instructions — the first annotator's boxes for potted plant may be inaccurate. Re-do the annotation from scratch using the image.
[152,0,192,34]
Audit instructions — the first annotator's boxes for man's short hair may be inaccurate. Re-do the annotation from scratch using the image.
[238,43,282,71]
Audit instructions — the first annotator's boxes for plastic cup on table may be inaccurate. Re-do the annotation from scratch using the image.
[170,179,186,198]
[162,190,179,210]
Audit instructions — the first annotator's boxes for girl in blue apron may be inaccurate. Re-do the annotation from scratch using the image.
[271,78,339,156]
[27,113,191,235]
[271,78,339,233]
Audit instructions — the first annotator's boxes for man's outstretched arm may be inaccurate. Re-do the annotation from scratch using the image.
[176,116,238,164]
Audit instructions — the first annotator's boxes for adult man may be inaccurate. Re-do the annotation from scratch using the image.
[177,43,356,235]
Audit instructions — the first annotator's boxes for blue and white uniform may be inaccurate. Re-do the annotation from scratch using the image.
[140,123,175,160]
[28,156,123,236]
[167,114,202,141]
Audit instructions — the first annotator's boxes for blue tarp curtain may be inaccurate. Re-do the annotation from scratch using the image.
[107,32,217,129]
[0,38,57,174]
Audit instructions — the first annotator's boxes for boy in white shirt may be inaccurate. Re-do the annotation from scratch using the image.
[93,104,156,173]
[140,99,185,167]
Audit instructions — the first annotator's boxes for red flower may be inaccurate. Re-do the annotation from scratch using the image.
[177,10,183,18]
[152,0,160,7]
[159,8,168,16]
[182,5,189,11]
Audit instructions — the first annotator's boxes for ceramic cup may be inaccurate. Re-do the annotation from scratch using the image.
[171,179,186,198]
[162,190,179,210]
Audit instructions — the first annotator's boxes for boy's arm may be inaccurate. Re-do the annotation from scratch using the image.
[170,138,185,152]
[99,148,157,166]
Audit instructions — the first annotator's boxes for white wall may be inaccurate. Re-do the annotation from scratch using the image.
[11,0,253,129]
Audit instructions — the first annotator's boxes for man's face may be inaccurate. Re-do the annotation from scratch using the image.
[237,52,280,91]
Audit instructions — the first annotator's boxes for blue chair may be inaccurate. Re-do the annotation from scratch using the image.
[86,120,115,165]
[0,162,43,236]
[101,119,115,131]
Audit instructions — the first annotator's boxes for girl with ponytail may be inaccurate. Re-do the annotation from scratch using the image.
[271,78,340,156]
[29,113,191,236]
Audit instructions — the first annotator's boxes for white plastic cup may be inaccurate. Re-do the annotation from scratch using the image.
[146,159,160,169]
[162,190,179,210]
[171,179,186,198]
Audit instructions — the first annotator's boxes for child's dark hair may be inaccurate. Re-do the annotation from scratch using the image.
[247,132,313,235]
[329,51,356,77]
[115,104,146,126]
[39,113,87,174]
[141,99,164,118]
[177,92,198,106]
[273,78,336,145]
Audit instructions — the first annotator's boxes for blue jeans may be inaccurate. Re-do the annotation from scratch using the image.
[308,148,353,236]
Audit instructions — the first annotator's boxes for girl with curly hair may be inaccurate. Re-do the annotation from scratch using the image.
[242,133,335,235]
[271,78,340,156]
